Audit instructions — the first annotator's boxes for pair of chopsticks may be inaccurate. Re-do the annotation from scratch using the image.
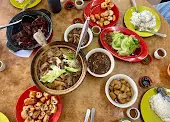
[84,108,96,122]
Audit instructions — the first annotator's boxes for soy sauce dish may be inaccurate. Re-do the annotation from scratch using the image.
[86,48,115,77]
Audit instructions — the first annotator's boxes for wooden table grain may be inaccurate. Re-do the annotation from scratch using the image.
[0,0,170,122]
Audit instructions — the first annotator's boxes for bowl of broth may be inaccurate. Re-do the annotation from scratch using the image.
[64,23,93,49]
[31,41,87,95]
[86,48,115,77]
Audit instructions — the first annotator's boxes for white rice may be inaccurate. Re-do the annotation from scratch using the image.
[149,93,170,122]
[130,10,156,31]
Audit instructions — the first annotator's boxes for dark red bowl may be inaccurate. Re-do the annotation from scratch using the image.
[72,18,83,24]
[141,54,152,65]
[64,1,74,10]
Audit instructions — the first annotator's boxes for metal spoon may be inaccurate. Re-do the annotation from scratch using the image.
[135,26,167,38]
[137,29,167,37]
[75,17,90,57]
[131,0,138,13]
[144,29,167,37]
[0,15,34,30]
[156,87,170,102]
[22,0,36,11]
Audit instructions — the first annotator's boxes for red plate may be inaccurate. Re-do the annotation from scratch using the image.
[84,1,119,28]
[100,26,148,62]
[16,86,62,122]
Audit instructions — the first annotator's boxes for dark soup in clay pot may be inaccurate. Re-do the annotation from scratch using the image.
[88,52,111,74]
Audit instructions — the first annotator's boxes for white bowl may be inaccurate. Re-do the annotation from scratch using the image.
[105,74,138,108]
[64,23,93,49]
[86,48,115,77]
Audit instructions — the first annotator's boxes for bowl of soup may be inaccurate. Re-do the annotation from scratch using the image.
[86,48,115,77]
[64,23,93,49]
[31,41,87,95]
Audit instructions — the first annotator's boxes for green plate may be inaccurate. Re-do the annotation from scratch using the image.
[0,112,9,122]
[124,6,161,37]
[140,88,170,122]
[10,0,41,9]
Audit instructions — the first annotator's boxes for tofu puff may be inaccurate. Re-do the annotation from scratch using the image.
[109,79,133,104]
[21,91,59,122]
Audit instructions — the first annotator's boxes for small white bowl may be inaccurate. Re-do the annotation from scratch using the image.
[75,0,85,10]
[126,107,140,120]
[64,23,93,49]
[86,48,115,77]
[91,26,101,36]
[105,74,138,108]
[154,48,167,59]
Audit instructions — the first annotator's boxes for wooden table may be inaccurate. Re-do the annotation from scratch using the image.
[0,0,170,122]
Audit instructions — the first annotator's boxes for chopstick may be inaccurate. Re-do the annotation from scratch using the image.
[84,108,96,122]
[84,109,91,122]
[90,108,96,122]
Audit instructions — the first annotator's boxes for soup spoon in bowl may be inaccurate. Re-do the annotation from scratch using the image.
[0,15,34,30]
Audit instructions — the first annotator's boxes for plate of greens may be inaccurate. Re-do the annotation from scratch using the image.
[100,26,148,62]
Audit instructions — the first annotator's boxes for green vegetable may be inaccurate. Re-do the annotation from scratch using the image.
[60,48,75,60]
[40,65,66,83]
[63,59,78,68]
[110,31,140,56]
[64,66,80,72]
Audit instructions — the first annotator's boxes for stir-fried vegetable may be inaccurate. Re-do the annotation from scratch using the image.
[40,48,81,84]
[40,65,66,83]
[110,31,139,56]
[64,66,81,72]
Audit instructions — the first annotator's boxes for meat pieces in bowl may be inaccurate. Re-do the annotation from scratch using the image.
[109,79,134,104]
[37,47,82,90]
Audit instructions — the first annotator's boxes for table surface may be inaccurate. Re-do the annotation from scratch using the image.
[0,0,170,122]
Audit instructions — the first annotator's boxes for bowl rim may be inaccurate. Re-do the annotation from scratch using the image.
[105,74,138,108]
[86,48,115,77]
[31,41,87,95]
[64,23,93,49]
